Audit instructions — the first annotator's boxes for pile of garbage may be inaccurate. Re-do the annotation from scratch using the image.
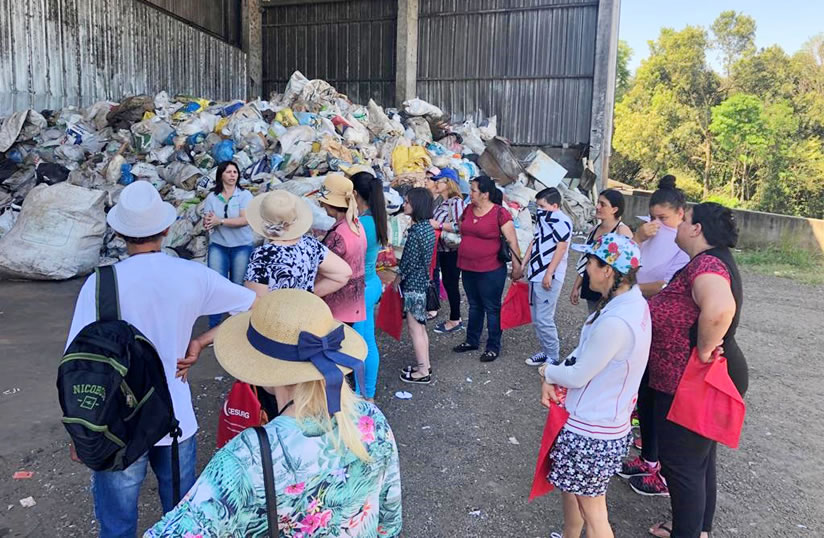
[0,70,593,280]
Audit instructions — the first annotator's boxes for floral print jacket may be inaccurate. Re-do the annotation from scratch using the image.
[144,401,402,537]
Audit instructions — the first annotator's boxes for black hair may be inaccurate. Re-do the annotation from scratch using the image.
[586,256,640,325]
[691,202,739,248]
[473,176,502,204]
[599,188,626,218]
[649,174,686,211]
[213,161,241,195]
[120,231,166,245]
[536,187,562,207]
[351,172,389,247]
[404,187,434,223]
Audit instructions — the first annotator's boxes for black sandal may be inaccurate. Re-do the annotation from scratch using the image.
[648,522,672,538]
[453,342,479,353]
[479,350,499,362]
[400,364,434,375]
[399,369,431,385]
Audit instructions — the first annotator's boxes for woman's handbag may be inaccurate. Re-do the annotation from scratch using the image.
[667,348,746,449]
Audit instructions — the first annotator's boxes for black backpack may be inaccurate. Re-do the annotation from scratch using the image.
[57,265,182,500]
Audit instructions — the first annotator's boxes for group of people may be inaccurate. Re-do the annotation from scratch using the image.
[530,177,748,538]
[64,167,748,538]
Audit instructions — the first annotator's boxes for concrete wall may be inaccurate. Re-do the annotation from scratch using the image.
[0,0,248,115]
[623,193,824,255]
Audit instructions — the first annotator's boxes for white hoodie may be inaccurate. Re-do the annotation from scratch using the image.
[543,286,652,440]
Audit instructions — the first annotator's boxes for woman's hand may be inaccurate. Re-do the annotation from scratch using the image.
[541,381,560,408]
[392,274,402,291]
[698,343,724,363]
[204,212,218,230]
[429,218,442,230]
[636,220,661,243]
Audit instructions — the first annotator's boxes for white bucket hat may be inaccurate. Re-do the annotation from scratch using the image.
[106,180,177,238]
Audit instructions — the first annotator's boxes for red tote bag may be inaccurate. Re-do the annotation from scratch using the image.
[376,284,403,341]
[528,401,570,501]
[216,381,267,449]
[501,281,531,330]
[667,349,746,449]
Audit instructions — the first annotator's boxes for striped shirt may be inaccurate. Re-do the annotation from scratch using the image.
[528,209,572,283]
[433,196,466,251]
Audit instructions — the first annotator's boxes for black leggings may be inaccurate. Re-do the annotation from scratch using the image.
[438,250,462,321]
[654,390,717,538]
[637,367,658,462]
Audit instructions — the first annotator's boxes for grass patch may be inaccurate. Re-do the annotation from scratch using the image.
[735,246,824,285]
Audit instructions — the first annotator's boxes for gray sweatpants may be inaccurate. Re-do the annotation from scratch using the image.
[529,279,563,362]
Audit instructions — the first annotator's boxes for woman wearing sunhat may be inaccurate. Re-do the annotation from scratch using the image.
[144,289,403,537]
[244,189,352,297]
[318,173,368,324]
[537,233,650,538]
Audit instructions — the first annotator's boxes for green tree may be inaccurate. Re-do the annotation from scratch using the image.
[616,40,633,101]
[791,34,824,138]
[730,45,795,103]
[709,94,769,201]
[612,26,721,194]
[711,10,756,76]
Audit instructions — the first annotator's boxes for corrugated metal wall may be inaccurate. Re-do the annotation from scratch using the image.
[141,0,243,46]
[417,0,599,146]
[262,0,396,106]
[0,0,248,116]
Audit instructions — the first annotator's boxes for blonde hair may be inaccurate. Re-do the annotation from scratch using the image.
[292,379,371,463]
[442,179,462,200]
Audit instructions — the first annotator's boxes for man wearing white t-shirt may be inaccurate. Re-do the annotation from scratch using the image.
[65,181,256,537]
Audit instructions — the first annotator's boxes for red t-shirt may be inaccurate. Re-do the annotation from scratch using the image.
[647,254,731,394]
[457,205,513,272]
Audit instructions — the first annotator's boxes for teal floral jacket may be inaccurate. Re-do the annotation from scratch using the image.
[144,401,402,537]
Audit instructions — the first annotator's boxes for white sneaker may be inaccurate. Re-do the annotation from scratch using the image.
[525,352,547,366]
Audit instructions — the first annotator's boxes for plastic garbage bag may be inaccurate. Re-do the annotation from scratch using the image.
[0,182,106,280]
[0,110,48,152]
[84,101,115,131]
[148,145,175,164]
[54,144,87,163]
[0,206,19,239]
[406,117,433,143]
[130,162,162,184]
[479,116,497,141]
[106,95,154,130]
[162,162,201,190]
[212,139,235,163]
[119,163,134,185]
[282,71,310,106]
[162,218,193,249]
[3,168,37,203]
[35,162,70,185]
[278,126,316,155]
[105,155,126,183]
[403,98,444,118]
[268,121,288,139]
[392,145,432,174]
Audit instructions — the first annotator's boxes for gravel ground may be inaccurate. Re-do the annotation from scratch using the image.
[0,269,822,537]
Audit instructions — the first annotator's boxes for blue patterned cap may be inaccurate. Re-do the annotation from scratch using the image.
[584,233,642,275]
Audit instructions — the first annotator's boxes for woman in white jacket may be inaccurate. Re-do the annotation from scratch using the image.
[539,233,651,538]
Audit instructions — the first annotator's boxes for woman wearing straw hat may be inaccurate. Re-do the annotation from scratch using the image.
[244,190,353,297]
[318,173,368,324]
[144,289,403,537]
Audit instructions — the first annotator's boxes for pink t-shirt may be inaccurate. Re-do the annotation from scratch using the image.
[458,205,513,273]
[322,219,367,323]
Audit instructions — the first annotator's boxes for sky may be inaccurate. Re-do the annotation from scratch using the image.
[620,0,824,73]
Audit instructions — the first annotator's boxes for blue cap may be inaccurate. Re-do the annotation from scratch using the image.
[433,168,459,183]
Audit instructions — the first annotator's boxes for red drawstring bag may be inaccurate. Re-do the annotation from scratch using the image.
[667,349,746,449]
[216,382,268,449]
[376,285,403,341]
[501,281,531,330]
[529,401,570,501]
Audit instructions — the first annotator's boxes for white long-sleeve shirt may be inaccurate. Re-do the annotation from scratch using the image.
[544,286,651,440]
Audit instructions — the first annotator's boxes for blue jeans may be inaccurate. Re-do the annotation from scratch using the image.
[91,436,197,538]
[462,266,507,353]
[353,275,383,398]
[529,279,563,362]
[207,243,253,328]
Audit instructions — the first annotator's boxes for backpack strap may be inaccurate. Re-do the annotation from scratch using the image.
[254,426,278,538]
[95,266,121,322]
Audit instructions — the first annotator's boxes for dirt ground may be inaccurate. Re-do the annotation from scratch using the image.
[0,268,822,537]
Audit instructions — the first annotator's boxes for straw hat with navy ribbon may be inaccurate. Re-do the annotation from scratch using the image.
[214,289,366,416]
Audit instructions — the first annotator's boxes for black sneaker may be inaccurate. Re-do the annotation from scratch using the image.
[399,370,432,385]
[479,350,499,362]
